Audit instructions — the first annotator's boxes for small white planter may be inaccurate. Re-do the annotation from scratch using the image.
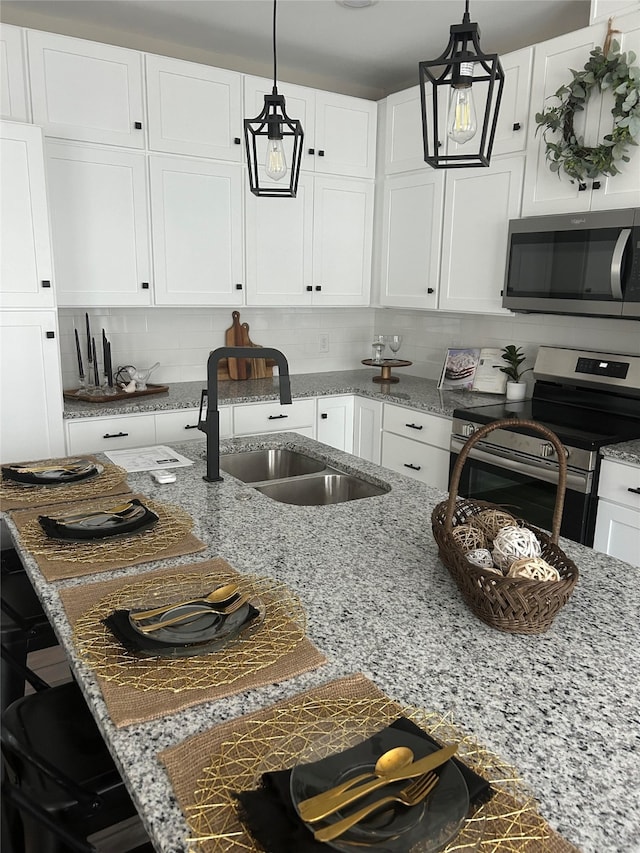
[505,381,527,402]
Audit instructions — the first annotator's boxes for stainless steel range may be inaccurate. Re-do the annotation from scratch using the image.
[450,346,640,545]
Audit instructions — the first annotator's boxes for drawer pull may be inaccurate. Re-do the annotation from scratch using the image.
[628,487,640,495]
[404,463,421,471]
[268,414,288,420]
[406,423,423,431]
[184,424,198,430]
[103,431,129,439]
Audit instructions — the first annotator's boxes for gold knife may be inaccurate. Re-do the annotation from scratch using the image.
[298,743,458,823]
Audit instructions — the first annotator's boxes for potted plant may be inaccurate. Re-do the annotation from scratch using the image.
[499,345,532,401]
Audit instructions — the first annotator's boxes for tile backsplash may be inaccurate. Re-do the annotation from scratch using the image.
[58,306,639,390]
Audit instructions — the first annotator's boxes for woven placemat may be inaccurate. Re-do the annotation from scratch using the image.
[159,674,580,853]
[0,456,130,510]
[8,493,206,581]
[59,558,327,727]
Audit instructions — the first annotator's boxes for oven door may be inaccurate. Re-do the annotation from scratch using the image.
[449,438,598,545]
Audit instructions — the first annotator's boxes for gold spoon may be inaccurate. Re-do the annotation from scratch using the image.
[136,594,250,633]
[53,501,134,524]
[130,583,240,622]
[297,746,415,821]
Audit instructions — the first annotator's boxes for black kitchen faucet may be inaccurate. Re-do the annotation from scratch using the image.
[198,347,292,482]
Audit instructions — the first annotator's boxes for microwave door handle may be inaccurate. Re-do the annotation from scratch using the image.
[610,228,631,300]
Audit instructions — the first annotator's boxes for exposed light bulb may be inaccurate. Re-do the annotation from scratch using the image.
[447,62,477,145]
[265,138,287,180]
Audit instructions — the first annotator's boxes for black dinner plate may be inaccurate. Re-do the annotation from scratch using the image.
[37,498,158,541]
[2,460,102,486]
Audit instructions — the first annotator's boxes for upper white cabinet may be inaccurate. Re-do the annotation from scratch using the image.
[0,24,29,121]
[489,47,533,155]
[380,170,444,310]
[0,122,54,309]
[46,141,151,306]
[244,76,377,178]
[245,174,373,306]
[145,55,243,160]
[439,154,525,314]
[149,155,244,305]
[522,11,640,216]
[27,30,145,148]
[383,86,425,175]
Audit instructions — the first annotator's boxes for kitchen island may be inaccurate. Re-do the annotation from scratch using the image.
[3,434,639,853]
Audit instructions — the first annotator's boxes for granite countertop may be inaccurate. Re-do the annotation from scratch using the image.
[63,370,502,419]
[600,438,640,466]
[4,434,639,853]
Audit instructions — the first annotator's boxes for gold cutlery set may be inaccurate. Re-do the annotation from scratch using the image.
[129,583,248,634]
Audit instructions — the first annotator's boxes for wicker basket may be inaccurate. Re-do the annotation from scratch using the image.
[432,419,579,634]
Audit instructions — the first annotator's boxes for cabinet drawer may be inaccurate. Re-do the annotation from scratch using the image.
[381,432,450,490]
[155,407,231,442]
[66,415,155,454]
[383,404,451,448]
[598,459,640,510]
[233,399,315,435]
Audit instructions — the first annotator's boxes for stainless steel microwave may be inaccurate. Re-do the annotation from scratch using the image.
[502,208,640,319]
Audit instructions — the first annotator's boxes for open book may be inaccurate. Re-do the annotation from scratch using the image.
[438,347,507,394]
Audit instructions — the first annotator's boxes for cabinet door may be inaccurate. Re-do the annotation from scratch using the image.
[312,176,373,306]
[47,142,151,307]
[146,55,243,160]
[244,75,316,174]
[245,172,313,306]
[0,311,64,462]
[316,396,354,453]
[1,24,29,121]
[353,397,382,464]
[0,122,54,309]
[314,91,377,178]
[491,47,533,155]
[149,155,243,305]
[593,500,640,567]
[384,86,425,175]
[27,31,144,148]
[521,26,602,216]
[439,154,524,314]
[380,171,443,310]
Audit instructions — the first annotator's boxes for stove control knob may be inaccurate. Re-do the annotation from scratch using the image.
[540,443,555,458]
[462,423,476,438]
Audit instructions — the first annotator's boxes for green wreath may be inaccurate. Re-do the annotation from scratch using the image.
[535,39,640,183]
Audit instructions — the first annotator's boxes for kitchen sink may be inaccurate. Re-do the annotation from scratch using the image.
[219,449,326,483]
[255,473,388,505]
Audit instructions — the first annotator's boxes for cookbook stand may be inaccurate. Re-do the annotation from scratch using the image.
[362,359,412,383]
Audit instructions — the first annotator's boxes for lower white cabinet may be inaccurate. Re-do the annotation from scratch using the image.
[316,396,354,453]
[66,414,156,454]
[594,458,640,567]
[232,399,316,438]
[353,397,382,464]
[381,404,451,490]
[154,407,231,443]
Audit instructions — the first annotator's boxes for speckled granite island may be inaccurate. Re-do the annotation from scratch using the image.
[3,434,640,853]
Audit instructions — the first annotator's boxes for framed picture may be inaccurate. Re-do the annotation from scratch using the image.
[438,348,480,390]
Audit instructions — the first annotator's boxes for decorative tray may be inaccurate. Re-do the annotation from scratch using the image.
[63,384,169,403]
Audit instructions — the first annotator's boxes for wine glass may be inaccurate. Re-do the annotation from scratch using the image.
[387,335,403,357]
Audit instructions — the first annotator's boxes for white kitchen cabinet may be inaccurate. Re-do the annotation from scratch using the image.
[146,55,243,160]
[593,458,640,567]
[590,0,640,23]
[522,11,640,216]
[245,174,373,306]
[316,395,354,453]
[0,311,65,462]
[353,397,382,464]
[383,86,425,175]
[1,24,29,121]
[66,414,156,454]
[439,154,525,314]
[27,30,144,148]
[155,407,231,442]
[0,122,54,309]
[46,142,152,307]
[149,155,244,306]
[379,170,444,310]
[232,399,316,438]
[244,76,377,178]
[380,404,451,490]
[489,47,533,156]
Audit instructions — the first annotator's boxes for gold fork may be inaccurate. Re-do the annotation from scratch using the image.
[136,594,250,633]
[53,501,135,524]
[313,772,438,843]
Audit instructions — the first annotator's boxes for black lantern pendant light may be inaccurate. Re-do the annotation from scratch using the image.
[244,0,303,197]
[418,0,504,168]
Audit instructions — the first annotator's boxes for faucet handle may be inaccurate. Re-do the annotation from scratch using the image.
[197,389,208,430]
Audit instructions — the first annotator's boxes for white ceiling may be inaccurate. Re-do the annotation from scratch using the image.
[1,0,591,98]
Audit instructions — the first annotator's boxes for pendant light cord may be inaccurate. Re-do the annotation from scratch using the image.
[272,0,278,94]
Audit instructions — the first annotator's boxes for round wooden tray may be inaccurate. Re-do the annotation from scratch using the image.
[361,359,412,383]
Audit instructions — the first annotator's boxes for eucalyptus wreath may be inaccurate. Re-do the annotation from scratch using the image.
[535,39,640,183]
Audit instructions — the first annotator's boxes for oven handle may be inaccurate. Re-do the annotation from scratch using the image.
[450,438,592,494]
[611,228,631,300]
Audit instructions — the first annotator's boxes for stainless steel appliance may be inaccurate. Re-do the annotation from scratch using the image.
[503,208,640,319]
[450,346,640,545]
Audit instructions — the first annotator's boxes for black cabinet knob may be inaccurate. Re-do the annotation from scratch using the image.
[427,288,434,294]
[234,137,241,144]
[315,285,322,291]
[308,148,315,155]
[321,413,328,419]
[513,122,521,131]
[578,183,587,191]
[306,285,313,292]
[134,121,143,130]
[235,283,243,290]
[141,282,150,289]
[592,181,601,189]
[318,150,325,157]
[41,280,51,288]
[46,331,55,339]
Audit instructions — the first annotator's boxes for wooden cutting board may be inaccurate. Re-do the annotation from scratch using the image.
[219,312,275,381]
[242,322,271,379]
[224,310,248,380]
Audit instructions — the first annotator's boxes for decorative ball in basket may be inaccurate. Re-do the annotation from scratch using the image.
[431,419,579,634]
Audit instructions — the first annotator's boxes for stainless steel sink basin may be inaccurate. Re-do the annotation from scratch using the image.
[255,473,388,505]
[219,448,326,483]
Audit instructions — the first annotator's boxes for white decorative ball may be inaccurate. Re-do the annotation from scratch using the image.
[508,557,560,582]
[492,525,541,571]
[466,548,495,569]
